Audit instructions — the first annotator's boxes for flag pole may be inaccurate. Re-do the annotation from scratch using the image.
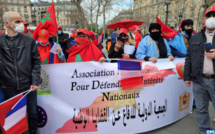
[11,90,32,110]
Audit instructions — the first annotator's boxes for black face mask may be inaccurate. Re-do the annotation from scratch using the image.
[185,29,193,35]
[150,31,161,41]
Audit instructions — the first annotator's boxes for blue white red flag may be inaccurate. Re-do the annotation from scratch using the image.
[117,60,143,90]
[92,32,104,45]
[0,92,29,134]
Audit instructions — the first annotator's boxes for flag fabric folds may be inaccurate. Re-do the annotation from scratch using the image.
[33,1,58,40]
[92,32,104,46]
[156,16,177,39]
[117,60,143,90]
[0,93,28,134]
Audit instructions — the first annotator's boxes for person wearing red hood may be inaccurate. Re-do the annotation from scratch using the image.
[88,31,96,41]
[129,25,142,48]
[36,29,65,64]
[67,29,106,62]
[23,21,34,35]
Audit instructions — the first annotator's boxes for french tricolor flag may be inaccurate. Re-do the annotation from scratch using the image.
[118,60,143,90]
[92,32,104,45]
[0,92,28,134]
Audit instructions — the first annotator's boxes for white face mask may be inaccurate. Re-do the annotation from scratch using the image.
[10,23,24,33]
[205,17,215,29]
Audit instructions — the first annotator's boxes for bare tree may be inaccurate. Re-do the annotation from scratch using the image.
[70,0,86,28]
[101,0,112,38]
[95,0,102,33]
[83,0,97,31]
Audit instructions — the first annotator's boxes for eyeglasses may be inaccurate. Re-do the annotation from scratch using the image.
[120,34,127,37]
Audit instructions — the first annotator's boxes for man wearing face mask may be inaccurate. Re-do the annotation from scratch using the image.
[36,29,65,64]
[58,26,69,61]
[136,23,174,63]
[169,19,194,58]
[0,11,40,134]
[184,6,215,134]
[67,29,106,62]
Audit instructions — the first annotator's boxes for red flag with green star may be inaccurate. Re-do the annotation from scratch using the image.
[33,1,58,40]
[156,16,177,39]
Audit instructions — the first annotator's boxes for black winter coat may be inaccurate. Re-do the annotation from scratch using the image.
[184,28,215,83]
[0,33,41,89]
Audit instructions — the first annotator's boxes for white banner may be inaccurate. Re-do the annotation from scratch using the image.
[37,58,193,134]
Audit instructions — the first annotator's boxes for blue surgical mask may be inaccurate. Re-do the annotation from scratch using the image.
[58,31,62,34]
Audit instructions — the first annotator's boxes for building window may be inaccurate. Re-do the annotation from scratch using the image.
[11,0,13,3]
[17,0,19,4]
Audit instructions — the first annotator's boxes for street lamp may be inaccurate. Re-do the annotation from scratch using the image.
[179,13,183,24]
[165,0,171,26]
[75,20,79,30]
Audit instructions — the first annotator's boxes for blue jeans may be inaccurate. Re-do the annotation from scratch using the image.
[2,87,38,134]
[193,78,215,134]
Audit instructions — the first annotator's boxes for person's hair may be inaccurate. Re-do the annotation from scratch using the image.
[3,11,21,23]
[115,28,119,31]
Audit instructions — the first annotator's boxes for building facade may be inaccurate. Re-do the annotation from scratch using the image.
[109,9,133,24]
[0,0,32,28]
[133,0,214,34]
[31,0,82,31]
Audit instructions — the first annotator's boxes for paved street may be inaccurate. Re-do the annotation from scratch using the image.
[139,102,215,134]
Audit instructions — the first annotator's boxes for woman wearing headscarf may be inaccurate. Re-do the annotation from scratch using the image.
[135,23,174,63]
[66,29,106,62]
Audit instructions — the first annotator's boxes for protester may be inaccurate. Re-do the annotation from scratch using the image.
[23,21,34,36]
[106,35,111,52]
[88,31,96,41]
[169,19,194,58]
[108,28,136,60]
[111,27,120,44]
[135,23,174,63]
[58,26,69,60]
[129,25,137,41]
[66,29,106,62]
[36,29,65,64]
[0,11,41,134]
[66,32,77,50]
[184,6,215,134]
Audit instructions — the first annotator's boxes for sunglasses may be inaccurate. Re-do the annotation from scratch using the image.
[120,34,127,37]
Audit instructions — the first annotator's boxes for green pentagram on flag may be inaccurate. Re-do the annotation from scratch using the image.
[163,31,169,35]
[180,66,184,74]
[41,13,53,24]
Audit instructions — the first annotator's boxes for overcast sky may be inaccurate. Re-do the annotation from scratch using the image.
[31,0,134,27]
[98,0,134,27]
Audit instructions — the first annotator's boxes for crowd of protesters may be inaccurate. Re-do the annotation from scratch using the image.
[0,6,215,134]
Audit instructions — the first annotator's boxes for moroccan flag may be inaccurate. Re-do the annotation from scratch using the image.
[33,1,58,40]
[66,42,104,62]
[156,16,177,39]
[135,31,142,48]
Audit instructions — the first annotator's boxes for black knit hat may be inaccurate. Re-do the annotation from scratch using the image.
[181,19,193,28]
[149,23,161,32]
